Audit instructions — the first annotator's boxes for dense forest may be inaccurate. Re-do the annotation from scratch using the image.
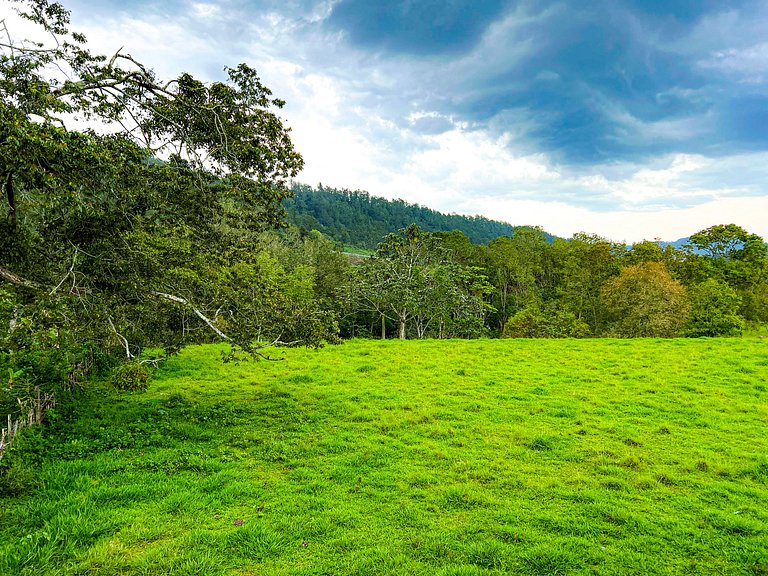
[283,183,543,249]
[1,1,767,438]
[342,223,767,339]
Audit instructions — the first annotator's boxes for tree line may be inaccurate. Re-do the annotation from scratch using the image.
[0,0,330,417]
[339,223,767,340]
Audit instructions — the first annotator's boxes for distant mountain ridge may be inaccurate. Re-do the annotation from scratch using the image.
[284,183,546,249]
[658,238,689,250]
[283,185,764,251]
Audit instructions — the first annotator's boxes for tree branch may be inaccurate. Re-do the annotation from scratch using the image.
[150,290,230,340]
[50,246,78,295]
[108,317,134,359]
[3,172,15,225]
[0,265,44,291]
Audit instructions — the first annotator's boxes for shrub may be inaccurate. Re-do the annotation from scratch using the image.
[0,461,36,497]
[109,363,152,392]
[503,305,590,338]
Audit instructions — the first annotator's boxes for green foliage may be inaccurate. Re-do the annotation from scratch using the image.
[349,225,493,339]
[740,279,768,324]
[503,305,590,338]
[689,224,767,262]
[0,0,341,397]
[0,460,36,498]
[284,183,534,249]
[686,279,745,337]
[684,224,768,289]
[624,240,665,264]
[487,228,550,330]
[109,363,152,392]
[557,234,623,334]
[601,262,690,337]
[0,426,44,497]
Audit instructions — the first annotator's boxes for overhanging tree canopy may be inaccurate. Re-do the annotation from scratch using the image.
[0,0,332,389]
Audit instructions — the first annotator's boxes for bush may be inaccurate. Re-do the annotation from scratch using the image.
[109,363,152,392]
[503,305,590,338]
[0,426,45,497]
[0,461,36,497]
[600,262,689,337]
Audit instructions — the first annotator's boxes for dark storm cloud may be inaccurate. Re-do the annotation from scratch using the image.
[323,0,768,164]
[439,2,729,162]
[46,0,768,237]
[326,0,511,55]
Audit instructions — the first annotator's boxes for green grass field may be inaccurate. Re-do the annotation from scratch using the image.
[1,339,767,575]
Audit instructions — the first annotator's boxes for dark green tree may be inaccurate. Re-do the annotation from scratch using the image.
[685,279,744,337]
[487,227,550,331]
[502,304,589,338]
[0,0,325,405]
[685,224,767,288]
[557,233,623,335]
[350,226,492,339]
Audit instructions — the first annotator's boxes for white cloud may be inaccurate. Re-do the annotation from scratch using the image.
[670,3,768,87]
[699,42,768,84]
[407,128,555,188]
[71,13,218,81]
[458,195,768,244]
[578,154,720,206]
[190,2,221,19]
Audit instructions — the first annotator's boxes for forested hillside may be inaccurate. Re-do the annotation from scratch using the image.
[284,183,546,248]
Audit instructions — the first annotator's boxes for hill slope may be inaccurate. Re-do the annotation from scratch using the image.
[284,183,522,248]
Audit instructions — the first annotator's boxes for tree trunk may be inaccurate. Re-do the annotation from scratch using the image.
[3,172,16,225]
[498,282,509,331]
[398,317,406,340]
[380,314,386,340]
[415,314,427,339]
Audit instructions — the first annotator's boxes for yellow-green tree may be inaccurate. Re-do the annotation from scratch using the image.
[600,262,689,337]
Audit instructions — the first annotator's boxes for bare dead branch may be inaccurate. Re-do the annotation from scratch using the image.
[50,246,78,295]
[108,317,134,359]
[107,46,123,70]
[150,290,230,340]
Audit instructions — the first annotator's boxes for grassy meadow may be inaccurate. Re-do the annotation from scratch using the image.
[1,338,767,575]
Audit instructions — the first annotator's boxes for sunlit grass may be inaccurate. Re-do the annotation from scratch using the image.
[1,338,767,575]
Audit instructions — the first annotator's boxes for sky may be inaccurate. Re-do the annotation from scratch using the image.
[5,0,768,242]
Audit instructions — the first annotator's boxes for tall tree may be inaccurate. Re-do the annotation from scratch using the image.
[600,262,690,338]
[557,233,622,334]
[685,224,767,288]
[0,0,320,397]
[487,227,550,331]
[683,225,768,321]
[685,279,744,337]
[351,225,491,339]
